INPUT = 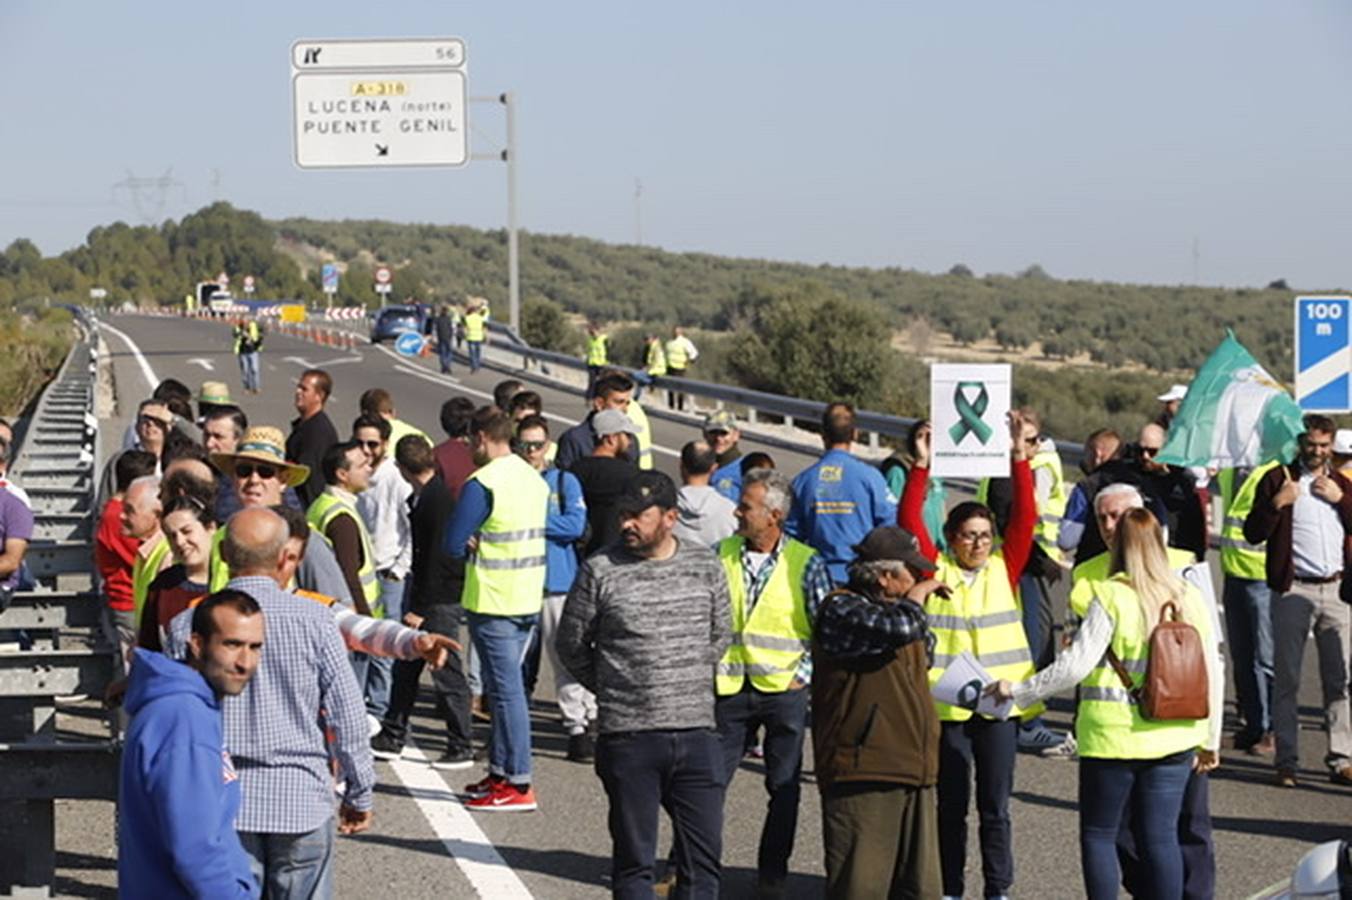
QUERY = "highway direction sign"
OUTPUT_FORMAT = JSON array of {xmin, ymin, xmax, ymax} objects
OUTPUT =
[
  {"xmin": 291, "ymin": 37, "xmax": 468, "ymax": 169},
  {"xmin": 1295, "ymin": 295, "xmax": 1352, "ymax": 412},
  {"xmin": 321, "ymin": 263, "xmax": 339, "ymax": 293}
]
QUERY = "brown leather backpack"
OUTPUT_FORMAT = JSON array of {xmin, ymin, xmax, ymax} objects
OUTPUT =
[{"xmin": 1106, "ymin": 600, "xmax": 1209, "ymax": 721}]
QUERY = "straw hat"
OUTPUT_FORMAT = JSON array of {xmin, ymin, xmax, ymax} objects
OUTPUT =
[
  {"xmin": 210, "ymin": 426, "xmax": 310, "ymax": 488},
  {"xmin": 198, "ymin": 381, "xmax": 233, "ymax": 406}
]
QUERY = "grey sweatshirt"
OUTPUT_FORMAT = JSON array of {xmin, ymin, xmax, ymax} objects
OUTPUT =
[
  {"xmin": 673, "ymin": 485, "xmax": 738, "ymax": 549},
  {"xmin": 557, "ymin": 538, "xmax": 731, "ymax": 734}
]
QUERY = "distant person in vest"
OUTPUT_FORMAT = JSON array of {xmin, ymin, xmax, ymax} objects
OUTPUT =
[
  {"xmin": 812, "ymin": 525, "xmax": 944, "ymax": 900},
  {"xmin": 987, "ymin": 509, "xmax": 1221, "ymax": 900},
  {"xmin": 899, "ymin": 410, "xmax": 1038, "ymax": 900},
  {"xmin": 585, "ymin": 322, "xmax": 609, "ymax": 395},
  {"xmin": 664, "ymin": 326, "xmax": 698, "ymax": 411},
  {"xmin": 431, "ymin": 304, "xmax": 459, "ymax": 375},
  {"xmin": 1243, "ymin": 413, "xmax": 1352, "ymax": 789},
  {"xmin": 1214, "ymin": 461, "xmax": 1278, "ymax": 758},
  {"xmin": 713, "ymin": 468, "xmax": 832, "ymax": 897},
  {"xmin": 444, "ymin": 406, "xmax": 549, "ymax": 812},
  {"xmin": 463, "ymin": 299, "xmax": 489, "ymax": 373},
  {"xmin": 232, "ymin": 315, "xmax": 264, "ymax": 395}
]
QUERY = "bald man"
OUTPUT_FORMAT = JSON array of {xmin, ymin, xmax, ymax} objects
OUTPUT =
[
  {"xmin": 165, "ymin": 507, "xmax": 374, "ymax": 897},
  {"xmin": 1073, "ymin": 422, "xmax": 1207, "ymax": 563}
]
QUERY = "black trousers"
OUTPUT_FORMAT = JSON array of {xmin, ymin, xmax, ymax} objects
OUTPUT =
[
  {"xmin": 938, "ymin": 717, "xmax": 1017, "ymax": 897},
  {"xmin": 714, "ymin": 686, "xmax": 809, "ymax": 885},
  {"xmin": 380, "ymin": 604, "xmax": 472, "ymax": 754},
  {"xmin": 666, "ymin": 368, "xmax": 686, "ymax": 410},
  {"xmin": 597, "ymin": 728, "xmax": 723, "ymax": 899}
]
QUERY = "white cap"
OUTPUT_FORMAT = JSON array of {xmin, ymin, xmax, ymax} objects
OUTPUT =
[
  {"xmin": 1156, "ymin": 384, "xmax": 1188, "ymax": 403},
  {"xmin": 1335, "ymin": 429, "xmax": 1352, "ymax": 456}
]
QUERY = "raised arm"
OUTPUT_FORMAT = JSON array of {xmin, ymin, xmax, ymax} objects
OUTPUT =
[
  {"xmin": 1000, "ymin": 410, "xmax": 1036, "ymax": 588},
  {"xmin": 897, "ymin": 424, "xmax": 939, "ymax": 562}
]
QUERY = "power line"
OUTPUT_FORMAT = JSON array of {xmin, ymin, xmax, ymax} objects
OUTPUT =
[{"xmin": 111, "ymin": 168, "xmax": 186, "ymax": 224}]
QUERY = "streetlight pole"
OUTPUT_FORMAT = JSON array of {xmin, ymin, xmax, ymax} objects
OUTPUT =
[{"xmin": 471, "ymin": 91, "xmax": 520, "ymax": 334}]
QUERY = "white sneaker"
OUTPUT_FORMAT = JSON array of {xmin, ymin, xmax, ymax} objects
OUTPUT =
[{"xmin": 1041, "ymin": 733, "xmax": 1078, "ymax": 759}]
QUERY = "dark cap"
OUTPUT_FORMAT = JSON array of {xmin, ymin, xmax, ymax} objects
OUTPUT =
[
  {"xmin": 615, "ymin": 471, "xmax": 678, "ymax": 515},
  {"xmin": 851, "ymin": 526, "xmax": 936, "ymax": 573}
]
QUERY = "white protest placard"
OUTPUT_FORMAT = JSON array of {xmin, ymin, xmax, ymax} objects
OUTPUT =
[
  {"xmin": 930, "ymin": 363, "xmax": 1011, "ymax": 479},
  {"xmin": 930, "ymin": 650, "xmax": 1015, "ymax": 720}
]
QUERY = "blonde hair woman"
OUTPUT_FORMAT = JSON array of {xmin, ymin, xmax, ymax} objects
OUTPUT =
[{"xmin": 988, "ymin": 508, "xmax": 1221, "ymax": 900}]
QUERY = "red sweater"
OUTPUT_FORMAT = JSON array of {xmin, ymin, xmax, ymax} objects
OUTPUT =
[
  {"xmin": 899, "ymin": 460, "xmax": 1035, "ymax": 588},
  {"xmin": 94, "ymin": 498, "xmax": 141, "ymax": 612}
]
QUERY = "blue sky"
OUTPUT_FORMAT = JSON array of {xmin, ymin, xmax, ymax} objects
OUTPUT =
[{"xmin": 2, "ymin": 1, "xmax": 1350, "ymax": 288}]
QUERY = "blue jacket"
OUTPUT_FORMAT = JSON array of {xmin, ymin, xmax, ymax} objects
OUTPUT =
[
  {"xmin": 710, "ymin": 457, "xmax": 743, "ymax": 503},
  {"xmin": 786, "ymin": 448, "xmax": 898, "ymax": 583},
  {"xmin": 543, "ymin": 467, "xmax": 588, "ymax": 594},
  {"xmin": 119, "ymin": 649, "xmax": 259, "ymax": 900}
]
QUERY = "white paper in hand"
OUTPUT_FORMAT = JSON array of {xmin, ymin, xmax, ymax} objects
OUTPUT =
[{"xmin": 931, "ymin": 650, "xmax": 1015, "ymax": 720}]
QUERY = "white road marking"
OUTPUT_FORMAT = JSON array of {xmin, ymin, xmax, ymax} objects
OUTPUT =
[
  {"xmin": 381, "ymin": 347, "xmax": 680, "ymax": 459},
  {"xmin": 385, "ymin": 740, "xmax": 534, "ymax": 899},
  {"xmin": 99, "ymin": 322, "xmax": 160, "ymax": 393},
  {"xmin": 187, "ymin": 357, "xmax": 215, "ymax": 371},
  {"xmin": 283, "ymin": 354, "xmax": 364, "ymax": 368}
]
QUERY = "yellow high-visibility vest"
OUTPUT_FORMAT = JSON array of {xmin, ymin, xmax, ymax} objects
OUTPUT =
[
  {"xmin": 714, "ymin": 537, "xmax": 816, "ymax": 696},
  {"xmin": 928, "ymin": 553, "xmax": 1043, "ymax": 722},
  {"xmin": 645, "ymin": 340, "xmax": 667, "ymax": 376},
  {"xmin": 307, "ymin": 490, "xmax": 382, "ymax": 615},
  {"xmin": 462, "ymin": 453, "xmax": 549, "ymax": 616},
  {"xmin": 665, "ymin": 337, "xmax": 689, "ymax": 370},
  {"xmin": 1069, "ymin": 546, "xmax": 1198, "ymax": 617},
  {"xmin": 1074, "ymin": 575, "xmax": 1211, "ymax": 759},
  {"xmin": 626, "ymin": 401, "xmax": 654, "ymax": 471},
  {"xmin": 464, "ymin": 311, "xmax": 487, "ymax": 342},
  {"xmin": 586, "ymin": 334, "xmax": 609, "ymax": 366},
  {"xmin": 1217, "ymin": 463, "xmax": 1277, "ymax": 582},
  {"xmin": 131, "ymin": 536, "xmax": 174, "ymax": 628}
]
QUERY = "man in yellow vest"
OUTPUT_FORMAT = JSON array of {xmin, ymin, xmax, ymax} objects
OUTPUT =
[
  {"xmin": 126, "ymin": 476, "xmax": 170, "ymax": 629},
  {"xmin": 1217, "ymin": 462, "xmax": 1278, "ymax": 756},
  {"xmin": 445, "ymin": 406, "xmax": 549, "ymax": 812},
  {"xmin": 714, "ymin": 468, "xmax": 832, "ymax": 896},
  {"xmin": 463, "ymin": 301, "xmax": 488, "ymax": 373},
  {"xmin": 664, "ymin": 326, "xmax": 698, "ymax": 411},
  {"xmin": 232, "ymin": 317, "xmax": 263, "ymax": 395},
  {"xmin": 585, "ymin": 323, "xmax": 609, "ymax": 395}
]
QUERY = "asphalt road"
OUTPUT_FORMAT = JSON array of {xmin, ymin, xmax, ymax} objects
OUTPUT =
[{"xmin": 50, "ymin": 312, "xmax": 1352, "ymax": 899}]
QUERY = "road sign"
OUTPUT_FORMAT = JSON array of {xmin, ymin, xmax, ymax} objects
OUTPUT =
[
  {"xmin": 930, "ymin": 363, "xmax": 1012, "ymax": 479},
  {"xmin": 243, "ymin": 275, "xmax": 256, "ymax": 294},
  {"xmin": 1295, "ymin": 295, "xmax": 1352, "ymax": 412},
  {"xmin": 291, "ymin": 37, "xmax": 468, "ymax": 169},
  {"xmin": 375, "ymin": 266, "xmax": 392, "ymax": 285},
  {"xmin": 88, "ymin": 288, "xmax": 107, "ymax": 300},
  {"xmin": 394, "ymin": 331, "xmax": 426, "ymax": 357},
  {"xmin": 321, "ymin": 263, "xmax": 339, "ymax": 293}
]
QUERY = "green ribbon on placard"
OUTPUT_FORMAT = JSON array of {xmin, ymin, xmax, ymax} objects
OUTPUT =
[{"xmin": 949, "ymin": 381, "xmax": 993, "ymax": 445}]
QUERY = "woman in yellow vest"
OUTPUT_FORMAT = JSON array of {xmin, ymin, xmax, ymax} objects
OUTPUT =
[
  {"xmin": 899, "ymin": 413, "xmax": 1039, "ymax": 900},
  {"xmin": 987, "ymin": 508, "xmax": 1221, "ymax": 900}
]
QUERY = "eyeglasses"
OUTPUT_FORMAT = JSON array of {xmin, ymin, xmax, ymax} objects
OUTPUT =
[
  {"xmin": 357, "ymin": 440, "xmax": 381, "ymax": 451},
  {"xmin": 515, "ymin": 440, "xmax": 547, "ymax": 452},
  {"xmin": 235, "ymin": 462, "xmax": 279, "ymax": 480},
  {"xmin": 954, "ymin": 531, "xmax": 994, "ymax": 545}
]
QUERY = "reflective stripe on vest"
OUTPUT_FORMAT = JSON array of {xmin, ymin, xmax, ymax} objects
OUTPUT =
[
  {"xmin": 307, "ymin": 491, "xmax": 382, "ymax": 614},
  {"xmin": 1217, "ymin": 463, "xmax": 1276, "ymax": 581},
  {"xmin": 586, "ymin": 334, "xmax": 609, "ymax": 366},
  {"xmin": 627, "ymin": 401, "xmax": 655, "ymax": 471},
  {"xmin": 463, "ymin": 453, "xmax": 549, "ymax": 616},
  {"xmin": 927, "ymin": 553, "xmax": 1043, "ymax": 722},
  {"xmin": 131, "ymin": 537, "xmax": 173, "ymax": 628},
  {"xmin": 1074, "ymin": 576, "xmax": 1211, "ymax": 759},
  {"xmin": 714, "ymin": 536, "xmax": 816, "ymax": 696}
]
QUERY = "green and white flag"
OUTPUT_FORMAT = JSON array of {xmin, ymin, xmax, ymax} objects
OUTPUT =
[{"xmin": 1157, "ymin": 332, "xmax": 1303, "ymax": 469}]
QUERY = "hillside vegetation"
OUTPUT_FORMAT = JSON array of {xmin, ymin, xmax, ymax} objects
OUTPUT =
[{"xmin": 0, "ymin": 202, "xmax": 1315, "ymax": 440}]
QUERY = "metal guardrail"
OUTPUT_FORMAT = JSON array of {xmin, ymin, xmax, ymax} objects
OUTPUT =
[{"xmin": 0, "ymin": 310, "xmax": 118, "ymax": 898}]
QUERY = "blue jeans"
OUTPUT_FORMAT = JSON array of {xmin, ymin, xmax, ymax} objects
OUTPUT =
[
  {"xmin": 597, "ymin": 729, "xmax": 724, "ymax": 899},
  {"xmin": 238, "ymin": 352, "xmax": 260, "ymax": 391},
  {"xmin": 467, "ymin": 610, "xmax": 538, "ymax": 783},
  {"xmin": 938, "ymin": 717, "xmax": 1017, "ymax": 897},
  {"xmin": 363, "ymin": 574, "xmax": 406, "ymax": 719},
  {"xmin": 1223, "ymin": 575, "xmax": 1274, "ymax": 739},
  {"xmin": 467, "ymin": 340, "xmax": 483, "ymax": 372},
  {"xmin": 1119, "ymin": 769, "xmax": 1215, "ymax": 900},
  {"xmin": 1079, "ymin": 754, "xmax": 1193, "ymax": 900},
  {"xmin": 239, "ymin": 821, "xmax": 336, "ymax": 899},
  {"xmin": 437, "ymin": 341, "xmax": 455, "ymax": 374}
]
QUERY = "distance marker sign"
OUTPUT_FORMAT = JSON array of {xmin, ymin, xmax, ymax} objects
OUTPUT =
[
  {"xmin": 1295, "ymin": 296, "xmax": 1352, "ymax": 412},
  {"xmin": 291, "ymin": 37, "xmax": 467, "ymax": 169},
  {"xmin": 929, "ymin": 363, "xmax": 1012, "ymax": 479}
]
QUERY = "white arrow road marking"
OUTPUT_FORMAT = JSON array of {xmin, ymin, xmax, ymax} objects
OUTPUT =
[
  {"xmin": 187, "ymin": 358, "xmax": 215, "ymax": 371},
  {"xmin": 283, "ymin": 355, "xmax": 364, "ymax": 368}
]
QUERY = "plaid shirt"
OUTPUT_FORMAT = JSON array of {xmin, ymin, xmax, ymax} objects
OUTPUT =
[
  {"xmin": 167, "ymin": 575, "xmax": 374, "ymax": 834},
  {"xmin": 813, "ymin": 585, "xmax": 933, "ymax": 662},
  {"xmin": 737, "ymin": 536, "xmax": 833, "ymax": 685}
]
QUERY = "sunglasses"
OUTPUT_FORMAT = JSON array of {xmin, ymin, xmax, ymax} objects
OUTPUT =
[
  {"xmin": 235, "ymin": 462, "xmax": 279, "ymax": 480},
  {"xmin": 515, "ymin": 440, "xmax": 547, "ymax": 452},
  {"xmin": 357, "ymin": 440, "xmax": 382, "ymax": 451}
]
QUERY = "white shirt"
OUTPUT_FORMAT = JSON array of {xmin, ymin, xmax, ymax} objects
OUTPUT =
[
  {"xmin": 357, "ymin": 456, "xmax": 413, "ymax": 577},
  {"xmin": 1291, "ymin": 469, "xmax": 1343, "ymax": 579}
]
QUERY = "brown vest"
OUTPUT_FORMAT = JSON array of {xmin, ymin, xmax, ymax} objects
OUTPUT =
[{"xmin": 811, "ymin": 607, "xmax": 940, "ymax": 791}]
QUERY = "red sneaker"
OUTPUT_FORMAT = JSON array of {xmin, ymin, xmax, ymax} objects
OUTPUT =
[
  {"xmin": 465, "ymin": 781, "xmax": 537, "ymax": 812},
  {"xmin": 461, "ymin": 774, "xmax": 504, "ymax": 799}
]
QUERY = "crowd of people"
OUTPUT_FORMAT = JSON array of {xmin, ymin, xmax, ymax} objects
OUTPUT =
[{"xmin": 84, "ymin": 353, "xmax": 1352, "ymax": 900}]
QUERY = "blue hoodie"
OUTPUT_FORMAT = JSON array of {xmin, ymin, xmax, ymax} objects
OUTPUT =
[{"xmin": 119, "ymin": 649, "xmax": 259, "ymax": 900}]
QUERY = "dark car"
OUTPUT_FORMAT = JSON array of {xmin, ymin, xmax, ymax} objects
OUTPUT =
[{"xmin": 370, "ymin": 305, "xmax": 426, "ymax": 344}]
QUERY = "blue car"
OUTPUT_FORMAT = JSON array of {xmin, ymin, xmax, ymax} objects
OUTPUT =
[{"xmin": 370, "ymin": 305, "xmax": 426, "ymax": 344}]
